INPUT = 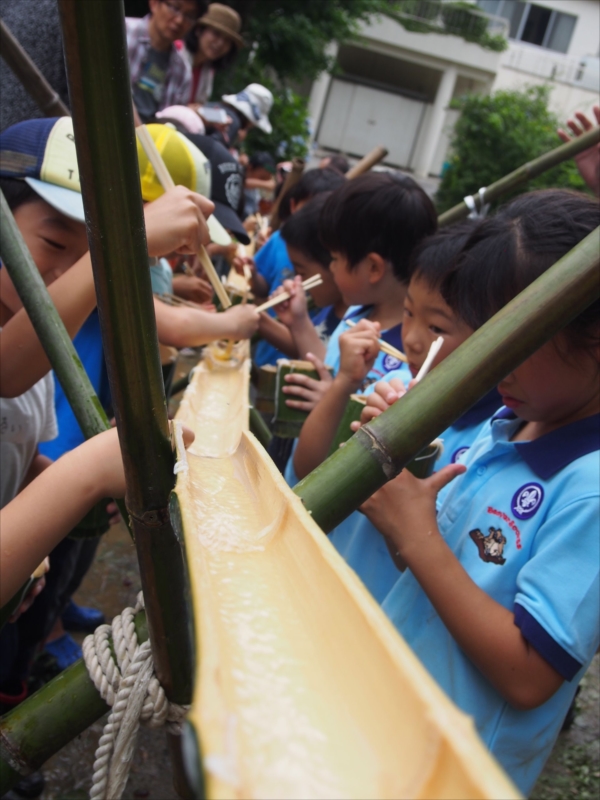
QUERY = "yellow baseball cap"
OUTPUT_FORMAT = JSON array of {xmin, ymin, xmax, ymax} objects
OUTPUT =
[{"xmin": 136, "ymin": 124, "xmax": 231, "ymax": 246}]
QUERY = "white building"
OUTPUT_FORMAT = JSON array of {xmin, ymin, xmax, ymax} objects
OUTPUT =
[{"xmin": 308, "ymin": 0, "xmax": 600, "ymax": 177}]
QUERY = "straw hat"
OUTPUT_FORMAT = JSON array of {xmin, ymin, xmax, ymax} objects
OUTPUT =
[{"xmin": 197, "ymin": 3, "xmax": 244, "ymax": 49}]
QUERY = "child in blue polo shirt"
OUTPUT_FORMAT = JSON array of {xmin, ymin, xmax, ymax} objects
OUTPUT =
[
  {"xmin": 328, "ymin": 222, "xmax": 497, "ymax": 601},
  {"xmin": 361, "ymin": 189, "xmax": 599, "ymax": 794},
  {"xmin": 292, "ymin": 172, "xmax": 437, "ymax": 480}
]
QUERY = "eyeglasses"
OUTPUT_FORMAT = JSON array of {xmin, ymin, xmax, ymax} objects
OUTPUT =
[{"xmin": 161, "ymin": 0, "xmax": 198, "ymax": 24}]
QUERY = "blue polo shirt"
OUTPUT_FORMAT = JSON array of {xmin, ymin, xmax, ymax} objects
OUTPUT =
[
  {"xmin": 325, "ymin": 305, "xmax": 409, "ymax": 390},
  {"xmin": 253, "ymin": 231, "xmax": 295, "ymax": 367},
  {"xmin": 39, "ymin": 312, "xmax": 111, "ymax": 460},
  {"xmin": 327, "ymin": 388, "xmax": 502, "ymax": 602},
  {"xmin": 382, "ymin": 410, "xmax": 600, "ymax": 795}
]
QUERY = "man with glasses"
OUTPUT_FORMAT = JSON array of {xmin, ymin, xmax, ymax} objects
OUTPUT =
[{"xmin": 126, "ymin": 0, "xmax": 202, "ymax": 123}]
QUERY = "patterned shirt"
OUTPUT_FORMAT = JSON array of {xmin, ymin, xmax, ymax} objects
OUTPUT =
[{"xmin": 125, "ymin": 16, "xmax": 191, "ymax": 118}]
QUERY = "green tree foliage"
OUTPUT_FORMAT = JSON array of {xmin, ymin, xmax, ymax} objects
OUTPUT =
[
  {"xmin": 213, "ymin": 0, "xmax": 391, "ymax": 160},
  {"xmin": 436, "ymin": 85, "xmax": 587, "ymax": 212}
]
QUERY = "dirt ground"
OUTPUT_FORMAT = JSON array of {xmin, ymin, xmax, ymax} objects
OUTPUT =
[{"xmin": 35, "ymin": 517, "xmax": 599, "ymax": 800}]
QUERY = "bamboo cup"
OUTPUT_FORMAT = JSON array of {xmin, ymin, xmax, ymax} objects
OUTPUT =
[
  {"xmin": 273, "ymin": 359, "xmax": 333, "ymax": 437},
  {"xmin": 328, "ymin": 394, "xmax": 367, "ymax": 455}
]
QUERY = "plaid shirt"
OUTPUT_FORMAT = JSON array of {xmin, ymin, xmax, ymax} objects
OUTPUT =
[{"xmin": 125, "ymin": 16, "xmax": 191, "ymax": 110}]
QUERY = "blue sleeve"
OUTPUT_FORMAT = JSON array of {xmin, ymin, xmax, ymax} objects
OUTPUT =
[
  {"xmin": 514, "ymin": 497, "xmax": 600, "ymax": 679},
  {"xmin": 254, "ymin": 231, "xmax": 294, "ymax": 294}
]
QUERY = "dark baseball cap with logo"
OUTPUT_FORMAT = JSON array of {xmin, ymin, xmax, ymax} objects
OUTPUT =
[{"xmin": 184, "ymin": 134, "xmax": 250, "ymax": 245}]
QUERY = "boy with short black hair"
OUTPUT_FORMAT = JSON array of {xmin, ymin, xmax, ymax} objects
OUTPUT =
[{"xmin": 292, "ymin": 172, "xmax": 437, "ymax": 479}]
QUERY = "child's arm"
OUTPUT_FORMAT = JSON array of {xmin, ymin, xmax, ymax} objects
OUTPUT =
[
  {"xmin": 1, "ymin": 426, "xmax": 194, "ymax": 607},
  {"xmin": 154, "ymin": 300, "xmax": 260, "ymax": 348},
  {"xmin": 362, "ymin": 469, "xmax": 565, "ymax": 710},
  {"xmin": 257, "ymin": 312, "xmax": 299, "ymax": 358},
  {"xmin": 293, "ymin": 320, "xmax": 380, "ymax": 480},
  {"xmin": 0, "ymin": 187, "xmax": 214, "ymax": 398}
]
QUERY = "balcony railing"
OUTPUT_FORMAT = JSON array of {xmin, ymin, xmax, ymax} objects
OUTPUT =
[
  {"xmin": 503, "ymin": 43, "xmax": 600, "ymax": 90},
  {"xmin": 389, "ymin": 0, "xmax": 509, "ymax": 49}
]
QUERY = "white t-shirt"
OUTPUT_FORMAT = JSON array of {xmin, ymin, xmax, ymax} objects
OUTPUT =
[{"xmin": 0, "ymin": 371, "xmax": 58, "ymax": 508}]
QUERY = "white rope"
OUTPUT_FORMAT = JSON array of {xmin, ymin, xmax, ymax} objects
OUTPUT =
[{"xmin": 83, "ymin": 593, "xmax": 189, "ymax": 800}]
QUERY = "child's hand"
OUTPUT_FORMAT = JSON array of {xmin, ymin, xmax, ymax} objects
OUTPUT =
[
  {"xmin": 144, "ymin": 186, "xmax": 214, "ymax": 257},
  {"xmin": 222, "ymin": 304, "xmax": 260, "ymax": 339},
  {"xmin": 351, "ymin": 378, "xmax": 407, "ymax": 431},
  {"xmin": 171, "ymin": 274, "xmax": 214, "ymax": 305},
  {"xmin": 232, "ymin": 254, "xmax": 255, "ymax": 277},
  {"xmin": 274, "ymin": 277, "xmax": 307, "ymax": 327},
  {"xmin": 361, "ymin": 464, "xmax": 465, "ymax": 559},
  {"xmin": 338, "ymin": 320, "xmax": 381, "ymax": 389},
  {"xmin": 282, "ymin": 352, "xmax": 333, "ymax": 412}
]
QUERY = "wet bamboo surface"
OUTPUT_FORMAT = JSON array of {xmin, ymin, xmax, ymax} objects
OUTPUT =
[{"xmin": 174, "ymin": 345, "xmax": 520, "ymax": 800}]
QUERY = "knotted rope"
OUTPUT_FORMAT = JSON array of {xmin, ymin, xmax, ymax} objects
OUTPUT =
[{"xmin": 82, "ymin": 593, "xmax": 189, "ymax": 800}]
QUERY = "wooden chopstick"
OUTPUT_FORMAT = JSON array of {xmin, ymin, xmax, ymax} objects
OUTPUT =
[
  {"xmin": 255, "ymin": 275, "xmax": 323, "ymax": 313},
  {"xmin": 345, "ymin": 319, "xmax": 407, "ymax": 363},
  {"xmin": 137, "ymin": 125, "xmax": 232, "ymax": 309}
]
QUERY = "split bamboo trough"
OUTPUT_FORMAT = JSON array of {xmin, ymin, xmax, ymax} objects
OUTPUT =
[{"xmin": 174, "ymin": 344, "xmax": 520, "ymax": 800}]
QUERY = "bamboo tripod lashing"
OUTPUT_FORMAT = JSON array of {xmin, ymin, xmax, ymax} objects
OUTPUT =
[{"xmin": 438, "ymin": 125, "xmax": 600, "ymax": 226}]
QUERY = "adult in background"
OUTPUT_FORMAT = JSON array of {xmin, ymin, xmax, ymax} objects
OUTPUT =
[
  {"xmin": 125, "ymin": 0, "xmax": 203, "ymax": 123},
  {"xmin": 178, "ymin": 2, "xmax": 244, "ymax": 108}
]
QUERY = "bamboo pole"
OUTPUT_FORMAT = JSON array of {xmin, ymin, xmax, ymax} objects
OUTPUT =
[
  {"xmin": 0, "ymin": 613, "xmax": 147, "ymax": 794},
  {"xmin": 0, "ymin": 19, "xmax": 69, "ymax": 117},
  {"xmin": 294, "ymin": 228, "xmax": 600, "ymax": 532},
  {"xmin": 269, "ymin": 157, "xmax": 305, "ymax": 231},
  {"xmin": 58, "ymin": 0, "xmax": 194, "ymax": 712},
  {"xmin": 438, "ymin": 126, "xmax": 600, "ymax": 226},
  {"xmin": 0, "ymin": 191, "xmax": 109, "ymax": 435},
  {"xmin": 346, "ymin": 145, "xmax": 389, "ymax": 179}
]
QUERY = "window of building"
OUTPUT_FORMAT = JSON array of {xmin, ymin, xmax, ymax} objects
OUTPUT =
[{"xmin": 477, "ymin": 0, "xmax": 577, "ymax": 53}]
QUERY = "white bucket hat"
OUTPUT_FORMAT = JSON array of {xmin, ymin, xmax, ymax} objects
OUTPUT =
[{"xmin": 221, "ymin": 83, "xmax": 273, "ymax": 134}]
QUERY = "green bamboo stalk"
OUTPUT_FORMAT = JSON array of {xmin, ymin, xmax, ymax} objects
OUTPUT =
[
  {"xmin": 0, "ymin": 19, "xmax": 69, "ymax": 117},
  {"xmin": 250, "ymin": 406, "xmax": 273, "ymax": 449},
  {"xmin": 58, "ymin": 0, "xmax": 193, "ymax": 706},
  {"xmin": 0, "ymin": 613, "xmax": 147, "ymax": 794},
  {"xmin": 295, "ymin": 228, "xmax": 600, "ymax": 531},
  {"xmin": 438, "ymin": 126, "xmax": 600, "ymax": 226},
  {"xmin": 0, "ymin": 191, "xmax": 108, "ymax": 435}
]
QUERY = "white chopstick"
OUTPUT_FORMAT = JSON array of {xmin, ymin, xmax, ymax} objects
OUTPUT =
[
  {"xmin": 415, "ymin": 336, "xmax": 444, "ymax": 382},
  {"xmin": 255, "ymin": 275, "xmax": 323, "ymax": 313}
]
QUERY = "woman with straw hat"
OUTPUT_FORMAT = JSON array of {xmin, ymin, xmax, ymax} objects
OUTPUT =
[{"xmin": 177, "ymin": 3, "xmax": 244, "ymax": 107}]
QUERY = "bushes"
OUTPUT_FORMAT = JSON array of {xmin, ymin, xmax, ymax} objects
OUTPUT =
[{"xmin": 436, "ymin": 85, "xmax": 587, "ymax": 212}]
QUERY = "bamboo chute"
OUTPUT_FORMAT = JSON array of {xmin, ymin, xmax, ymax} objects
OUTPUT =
[
  {"xmin": 174, "ymin": 344, "xmax": 520, "ymax": 800},
  {"xmin": 438, "ymin": 125, "xmax": 600, "ymax": 226}
]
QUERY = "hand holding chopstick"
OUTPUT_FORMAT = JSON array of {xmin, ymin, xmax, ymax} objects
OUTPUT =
[
  {"xmin": 255, "ymin": 275, "xmax": 323, "ymax": 313},
  {"xmin": 345, "ymin": 319, "xmax": 407, "ymax": 363},
  {"xmin": 136, "ymin": 125, "xmax": 232, "ymax": 309}
]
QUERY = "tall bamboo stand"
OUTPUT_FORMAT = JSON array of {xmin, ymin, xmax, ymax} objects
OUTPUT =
[{"xmin": 58, "ymin": 0, "xmax": 194, "ymax": 794}]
